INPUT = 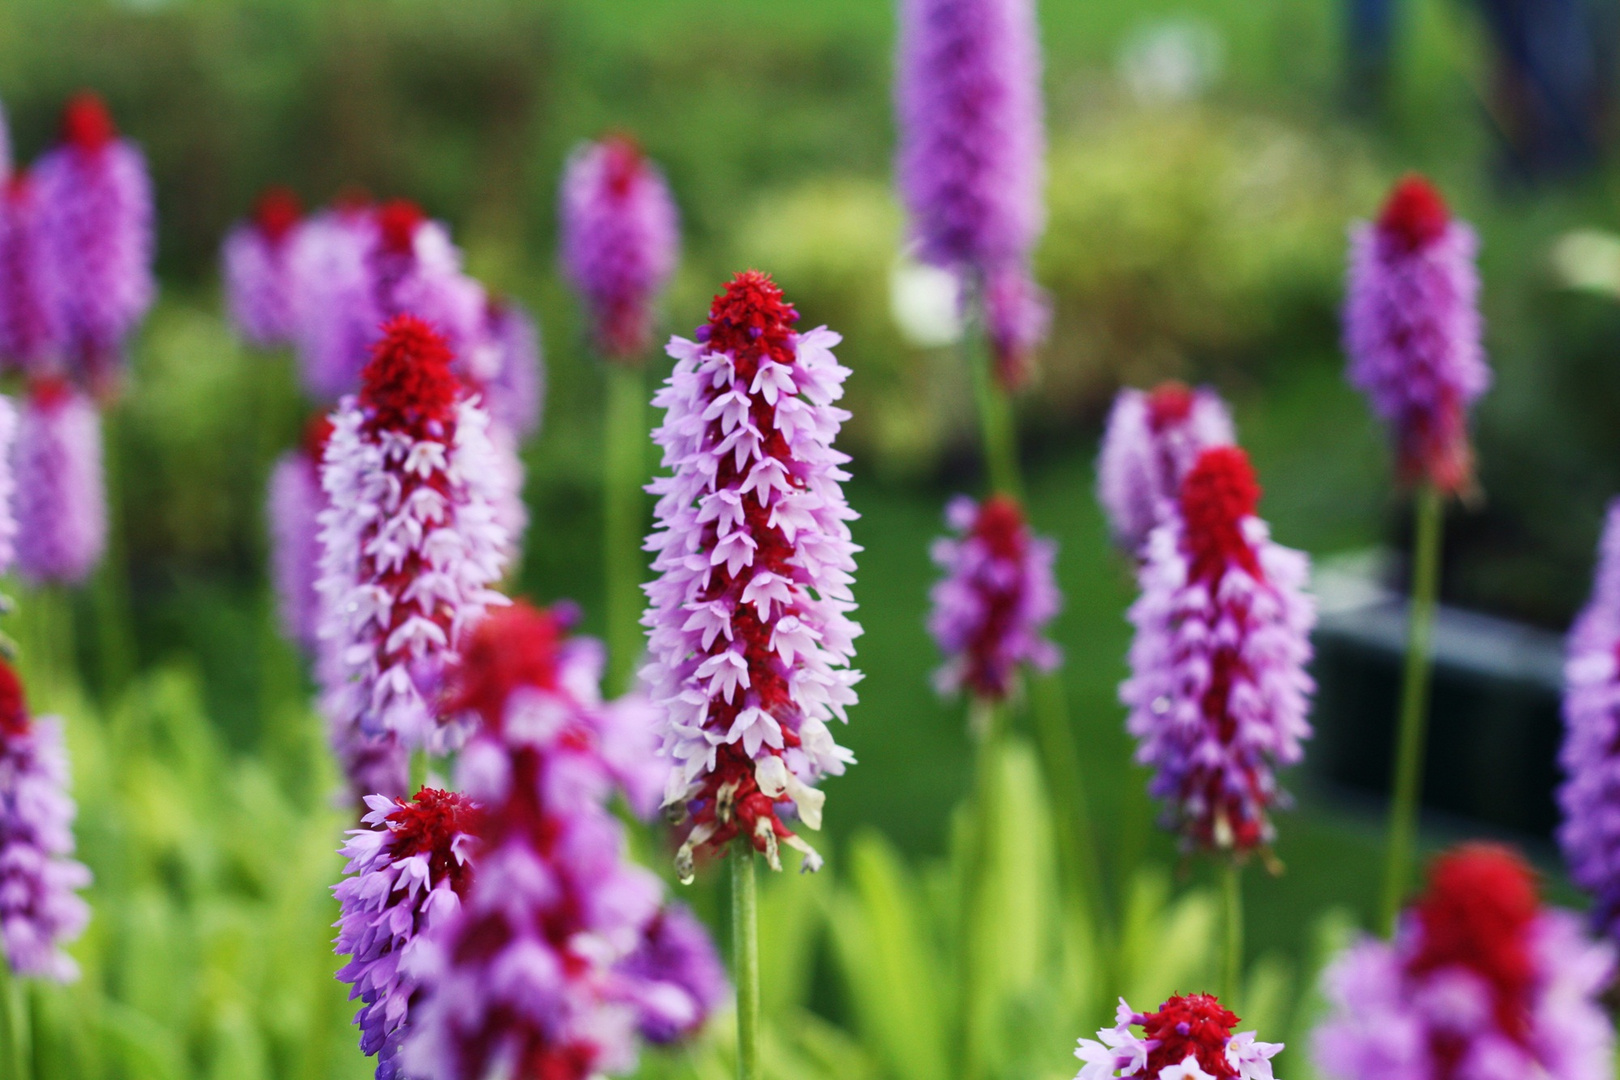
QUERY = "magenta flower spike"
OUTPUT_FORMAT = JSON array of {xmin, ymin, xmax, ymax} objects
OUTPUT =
[
  {"xmin": 33, "ymin": 92, "xmax": 155, "ymax": 392},
  {"xmin": 983, "ymin": 261, "xmax": 1050, "ymax": 391},
  {"xmin": 1344, "ymin": 175, "xmax": 1489, "ymax": 495},
  {"xmin": 369, "ymin": 200, "xmax": 487, "ymax": 366},
  {"xmin": 0, "ymin": 394, "xmax": 16, "ymax": 575},
  {"xmin": 335, "ymin": 787, "xmax": 481, "ymax": 1080},
  {"xmin": 0, "ymin": 660, "xmax": 92, "ymax": 982},
  {"xmin": 1097, "ymin": 381, "xmax": 1235, "ymax": 558},
  {"xmin": 267, "ymin": 414, "xmax": 333, "ymax": 652},
  {"xmin": 223, "ymin": 186, "xmax": 303, "ymax": 350},
  {"xmin": 643, "ymin": 271, "xmax": 862, "ymax": 879},
  {"xmin": 401, "ymin": 603, "xmax": 705, "ymax": 1080},
  {"xmin": 617, "ymin": 902, "xmax": 729, "ymax": 1045},
  {"xmin": 13, "ymin": 378, "xmax": 105, "ymax": 586},
  {"xmin": 288, "ymin": 196, "xmax": 380, "ymax": 400},
  {"xmin": 1558, "ymin": 499, "xmax": 1620, "ymax": 941},
  {"xmin": 559, "ymin": 135, "xmax": 680, "ymax": 362},
  {"xmin": 469, "ymin": 297, "xmax": 545, "ymax": 440},
  {"xmin": 1121, "ymin": 446, "xmax": 1314, "ymax": 855},
  {"xmin": 315, "ymin": 315, "xmax": 510, "ymax": 769},
  {"xmin": 928, "ymin": 493, "xmax": 1060, "ymax": 703},
  {"xmin": 0, "ymin": 171, "xmax": 67, "ymax": 375},
  {"xmin": 1075, "ymin": 993, "xmax": 1282, "ymax": 1080},
  {"xmin": 1312, "ymin": 844, "xmax": 1614, "ymax": 1080}
]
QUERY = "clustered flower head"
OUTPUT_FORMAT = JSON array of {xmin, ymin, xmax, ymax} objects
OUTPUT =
[
  {"xmin": 0, "ymin": 659, "xmax": 92, "ymax": 982},
  {"xmin": 315, "ymin": 315, "xmax": 510, "ymax": 793},
  {"xmin": 334, "ymin": 786, "xmax": 482, "ymax": 1080},
  {"xmin": 0, "ymin": 167, "xmax": 66, "ymax": 373},
  {"xmin": 928, "ymin": 493, "xmax": 1061, "ymax": 703},
  {"xmin": 1075, "ymin": 993, "xmax": 1282, "ymax": 1080},
  {"xmin": 1343, "ymin": 175, "xmax": 1488, "ymax": 495},
  {"xmin": 268, "ymin": 413, "xmax": 334, "ymax": 652},
  {"xmin": 1121, "ymin": 445, "xmax": 1315, "ymax": 855},
  {"xmin": 13, "ymin": 377, "xmax": 105, "ymax": 586},
  {"xmin": 559, "ymin": 135, "xmax": 680, "ymax": 362},
  {"xmin": 1558, "ymin": 498, "xmax": 1620, "ymax": 941},
  {"xmin": 32, "ymin": 91, "xmax": 155, "ymax": 391},
  {"xmin": 1312, "ymin": 843, "xmax": 1615, "ymax": 1080},
  {"xmin": 402, "ymin": 603, "xmax": 724, "ymax": 1080},
  {"xmin": 222, "ymin": 185, "xmax": 302, "ymax": 349},
  {"xmin": 1097, "ymin": 382, "xmax": 1236, "ymax": 557},
  {"xmin": 643, "ymin": 270, "xmax": 862, "ymax": 880}
]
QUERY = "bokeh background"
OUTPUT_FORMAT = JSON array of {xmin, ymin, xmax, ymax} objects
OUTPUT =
[{"xmin": 2, "ymin": 0, "xmax": 1617, "ymax": 1076}]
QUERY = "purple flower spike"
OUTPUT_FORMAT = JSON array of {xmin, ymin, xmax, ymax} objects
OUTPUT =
[
  {"xmin": 223, "ymin": 186, "xmax": 302, "ymax": 350},
  {"xmin": 0, "ymin": 394, "xmax": 17, "ymax": 575},
  {"xmin": 1097, "ymin": 381, "xmax": 1235, "ymax": 557},
  {"xmin": 643, "ymin": 272, "xmax": 862, "ymax": 879},
  {"xmin": 984, "ymin": 262, "xmax": 1049, "ymax": 391},
  {"xmin": 468, "ymin": 297, "xmax": 545, "ymax": 440},
  {"xmin": 1075, "ymin": 993, "xmax": 1282, "ymax": 1080},
  {"xmin": 0, "ymin": 660, "xmax": 92, "ymax": 982},
  {"xmin": 288, "ymin": 197, "xmax": 380, "ymax": 400},
  {"xmin": 401, "ymin": 604, "xmax": 670, "ymax": 1080},
  {"xmin": 560, "ymin": 135, "xmax": 680, "ymax": 362},
  {"xmin": 33, "ymin": 92, "xmax": 155, "ymax": 392},
  {"xmin": 928, "ymin": 493, "xmax": 1060, "ymax": 703},
  {"xmin": 0, "ymin": 172, "xmax": 67, "ymax": 374},
  {"xmin": 1558, "ymin": 499, "xmax": 1620, "ymax": 941},
  {"xmin": 617, "ymin": 902, "xmax": 728, "ymax": 1045},
  {"xmin": 267, "ymin": 415, "xmax": 333, "ymax": 653},
  {"xmin": 14, "ymin": 379, "xmax": 105, "ymax": 586},
  {"xmin": 1344, "ymin": 175, "xmax": 1489, "ymax": 495},
  {"xmin": 1122, "ymin": 446, "xmax": 1314, "ymax": 855},
  {"xmin": 335, "ymin": 787, "xmax": 481, "ymax": 1080},
  {"xmin": 897, "ymin": 0, "xmax": 1044, "ymax": 273},
  {"xmin": 1312, "ymin": 844, "xmax": 1615, "ymax": 1080},
  {"xmin": 316, "ymin": 316, "xmax": 510, "ymax": 767},
  {"xmin": 370, "ymin": 200, "xmax": 487, "ymax": 367}
]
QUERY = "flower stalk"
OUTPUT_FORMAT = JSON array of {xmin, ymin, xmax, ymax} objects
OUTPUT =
[
  {"xmin": 604, "ymin": 361, "xmax": 647, "ymax": 694},
  {"xmin": 731, "ymin": 839, "xmax": 761, "ymax": 1080},
  {"xmin": 1222, "ymin": 860, "xmax": 1243, "ymax": 1009}
]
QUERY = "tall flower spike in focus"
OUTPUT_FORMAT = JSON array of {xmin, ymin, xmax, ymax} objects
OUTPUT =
[
  {"xmin": 223, "ymin": 186, "xmax": 303, "ymax": 350},
  {"xmin": 1312, "ymin": 843, "xmax": 1615, "ymax": 1080},
  {"xmin": 334, "ymin": 787, "xmax": 482, "ymax": 1080},
  {"xmin": 0, "ymin": 659, "xmax": 92, "ymax": 981},
  {"xmin": 402, "ymin": 602, "xmax": 698, "ymax": 1080},
  {"xmin": 1121, "ymin": 445, "xmax": 1315, "ymax": 855},
  {"xmin": 643, "ymin": 271, "xmax": 862, "ymax": 878},
  {"xmin": 315, "ymin": 314, "xmax": 510, "ymax": 763},
  {"xmin": 560, "ymin": 135, "xmax": 680, "ymax": 361},
  {"xmin": 1558, "ymin": 499, "xmax": 1620, "ymax": 941},
  {"xmin": 1097, "ymin": 381, "xmax": 1235, "ymax": 557},
  {"xmin": 268, "ymin": 414, "xmax": 334, "ymax": 653},
  {"xmin": 897, "ymin": 0, "xmax": 1044, "ymax": 274},
  {"xmin": 1075, "ymin": 993, "xmax": 1282, "ymax": 1080},
  {"xmin": 0, "ymin": 169, "xmax": 67, "ymax": 374},
  {"xmin": 928, "ymin": 493, "xmax": 1060, "ymax": 704},
  {"xmin": 13, "ymin": 378, "xmax": 105, "ymax": 586},
  {"xmin": 1344, "ymin": 175, "xmax": 1488, "ymax": 494},
  {"xmin": 33, "ymin": 91, "xmax": 154, "ymax": 390}
]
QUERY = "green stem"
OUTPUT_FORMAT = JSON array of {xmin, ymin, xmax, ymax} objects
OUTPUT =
[
  {"xmin": 604, "ymin": 363, "xmax": 649, "ymax": 697},
  {"xmin": 1221, "ymin": 861, "xmax": 1243, "ymax": 1009},
  {"xmin": 961, "ymin": 281, "xmax": 1022, "ymax": 499},
  {"xmin": 1029, "ymin": 673, "xmax": 1112, "ymax": 942},
  {"xmin": 93, "ymin": 404, "xmax": 136, "ymax": 705},
  {"xmin": 1379, "ymin": 484, "xmax": 1444, "ymax": 936},
  {"xmin": 731, "ymin": 840, "xmax": 760, "ymax": 1080},
  {"xmin": 0, "ymin": 959, "xmax": 30, "ymax": 1080},
  {"xmin": 959, "ymin": 701, "xmax": 1003, "ymax": 1080}
]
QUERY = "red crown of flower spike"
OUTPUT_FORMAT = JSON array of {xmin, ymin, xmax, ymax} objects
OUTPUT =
[
  {"xmin": 383, "ymin": 787, "xmax": 483, "ymax": 897},
  {"xmin": 1378, "ymin": 174, "xmax": 1450, "ymax": 252},
  {"xmin": 601, "ymin": 133, "xmax": 645, "ymax": 199},
  {"xmin": 1146, "ymin": 381, "xmax": 1195, "ymax": 432},
  {"xmin": 1407, "ymin": 843, "xmax": 1537, "ymax": 1041},
  {"xmin": 704, "ymin": 270, "xmax": 800, "ymax": 380},
  {"xmin": 60, "ymin": 91, "xmax": 116, "ymax": 152},
  {"xmin": 0, "ymin": 660, "xmax": 28, "ymax": 740},
  {"xmin": 360, "ymin": 315, "xmax": 461, "ymax": 437},
  {"xmin": 377, "ymin": 199, "xmax": 426, "ymax": 256},
  {"xmin": 447, "ymin": 602, "xmax": 566, "ymax": 732},
  {"xmin": 253, "ymin": 186, "xmax": 303, "ymax": 245},
  {"xmin": 1180, "ymin": 446, "xmax": 1262, "ymax": 584},
  {"xmin": 973, "ymin": 494, "xmax": 1029, "ymax": 561},
  {"xmin": 1140, "ymin": 994, "xmax": 1241, "ymax": 1079}
]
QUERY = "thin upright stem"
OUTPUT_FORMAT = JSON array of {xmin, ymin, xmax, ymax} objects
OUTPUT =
[
  {"xmin": 960, "ymin": 280, "xmax": 1022, "ymax": 499},
  {"xmin": 1221, "ymin": 861, "xmax": 1243, "ymax": 1009},
  {"xmin": 0, "ymin": 959, "xmax": 30, "ymax": 1080},
  {"xmin": 1379, "ymin": 483, "xmax": 1444, "ymax": 936},
  {"xmin": 1029, "ymin": 672, "xmax": 1112, "ymax": 942},
  {"xmin": 731, "ymin": 840, "xmax": 760, "ymax": 1080},
  {"xmin": 603, "ymin": 362, "xmax": 649, "ymax": 696},
  {"xmin": 959, "ymin": 699, "xmax": 1003, "ymax": 1080}
]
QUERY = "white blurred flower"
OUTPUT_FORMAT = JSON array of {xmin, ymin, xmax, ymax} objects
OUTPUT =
[{"xmin": 890, "ymin": 257, "xmax": 962, "ymax": 347}]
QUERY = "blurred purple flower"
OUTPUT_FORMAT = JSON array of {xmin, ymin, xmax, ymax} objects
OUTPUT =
[
  {"xmin": 0, "ymin": 660, "xmax": 91, "ymax": 982},
  {"xmin": 1312, "ymin": 844, "xmax": 1614, "ymax": 1080},
  {"xmin": 335, "ymin": 787, "xmax": 481, "ymax": 1080},
  {"xmin": 983, "ymin": 262, "xmax": 1049, "ymax": 391},
  {"xmin": 617, "ymin": 903, "xmax": 728, "ymax": 1045},
  {"xmin": 1121, "ymin": 446, "xmax": 1314, "ymax": 855},
  {"xmin": 267, "ymin": 415, "xmax": 333, "ymax": 653},
  {"xmin": 896, "ymin": 0, "xmax": 1044, "ymax": 273},
  {"xmin": 0, "ymin": 393, "xmax": 16, "ymax": 576},
  {"xmin": 32, "ymin": 92, "xmax": 155, "ymax": 393},
  {"xmin": 928, "ymin": 493, "xmax": 1060, "ymax": 703},
  {"xmin": 468, "ymin": 297, "xmax": 545, "ymax": 440},
  {"xmin": 1096, "ymin": 381, "xmax": 1235, "ymax": 557},
  {"xmin": 1344, "ymin": 175, "xmax": 1488, "ymax": 495},
  {"xmin": 0, "ymin": 172, "xmax": 67, "ymax": 374},
  {"xmin": 288, "ymin": 198, "xmax": 379, "ymax": 400},
  {"xmin": 223, "ymin": 186, "xmax": 302, "ymax": 350},
  {"xmin": 13, "ymin": 378, "xmax": 104, "ymax": 586},
  {"xmin": 560, "ymin": 135, "xmax": 679, "ymax": 362}
]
